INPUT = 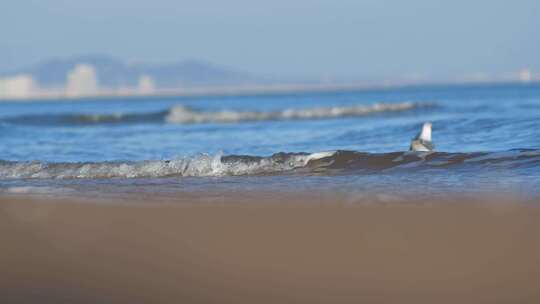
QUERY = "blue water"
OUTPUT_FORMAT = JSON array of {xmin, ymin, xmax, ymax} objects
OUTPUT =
[{"xmin": 1, "ymin": 83, "xmax": 539, "ymax": 200}]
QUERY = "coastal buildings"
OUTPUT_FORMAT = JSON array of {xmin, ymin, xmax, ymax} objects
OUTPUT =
[
  {"xmin": 138, "ymin": 75, "xmax": 156, "ymax": 94},
  {"xmin": 0, "ymin": 63, "xmax": 160, "ymax": 100},
  {"xmin": 66, "ymin": 64, "xmax": 99, "ymax": 97},
  {"xmin": 519, "ymin": 68, "xmax": 532, "ymax": 83},
  {"xmin": 0, "ymin": 75, "xmax": 35, "ymax": 99},
  {"xmin": 0, "ymin": 59, "xmax": 538, "ymax": 101}
]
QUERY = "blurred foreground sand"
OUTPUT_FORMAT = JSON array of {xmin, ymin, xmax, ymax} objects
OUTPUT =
[{"xmin": 1, "ymin": 196, "xmax": 539, "ymax": 303}]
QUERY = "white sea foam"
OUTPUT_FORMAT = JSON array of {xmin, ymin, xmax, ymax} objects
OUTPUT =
[
  {"xmin": 0, "ymin": 152, "xmax": 316, "ymax": 179},
  {"xmin": 4, "ymin": 186, "xmax": 74, "ymax": 194},
  {"xmin": 2, "ymin": 149, "xmax": 537, "ymax": 180}
]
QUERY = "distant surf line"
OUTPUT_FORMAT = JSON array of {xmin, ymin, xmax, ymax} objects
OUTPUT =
[{"xmin": 2, "ymin": 101, "xmax": 433, "ymax": 126}]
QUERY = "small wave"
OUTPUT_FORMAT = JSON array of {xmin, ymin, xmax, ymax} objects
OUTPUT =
[
  {"xmin": 1, "ymin": 149, "xmax": 538, "ymax": 180},
  {"xmin": 164, "ymin": 102, "xmax": 430, "ymax": 124},
  {"xmin": 1, "ymin": 101, "xmax": 432, "ymax": 127},
  {"xmin": 0, "ymin": 152, "xmax": 314, "ymax": 179},
  {"xmin": 2, "ymin": 111, "xmax": 165, "ymax": 126}
]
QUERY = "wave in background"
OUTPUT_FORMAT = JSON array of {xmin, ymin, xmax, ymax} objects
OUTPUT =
[
  {"xmin": 1, "ymin": 149, "xmax": 538, "ymax": 180},
  {"xmin": 2, "ymin": 102, "xmax": 432, "ymax": 126}
]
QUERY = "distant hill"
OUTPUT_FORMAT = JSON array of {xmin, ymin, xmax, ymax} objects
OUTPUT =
[{"xmin": 2, "ymin": 54, "xmax": 264, "ymax": 88}]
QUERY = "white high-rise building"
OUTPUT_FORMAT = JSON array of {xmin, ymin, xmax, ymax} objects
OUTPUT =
[
  {"xmin": 66, "ymin": 64, "xmax": 99, "ymax": 97},
  {"xmin": 0, "ymin": 74, "xmax": 35, "ymax": 99},
  {"xmin": 138, "ymin": 74, "xmax": 156, "ymax": 94},
  {"xmin": 518, "ymin": 69, "xmax": 532, "ymax": 83}
]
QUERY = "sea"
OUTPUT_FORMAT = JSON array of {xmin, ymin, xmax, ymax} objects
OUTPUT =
[{"xmin": 1, "ymin": 83, "xmax": 539, "ymax": 202}]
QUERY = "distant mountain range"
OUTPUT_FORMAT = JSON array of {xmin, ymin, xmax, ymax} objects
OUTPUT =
[{"xmin": 2, "ymin": 55, "xmax": 265, "ymax": 88}]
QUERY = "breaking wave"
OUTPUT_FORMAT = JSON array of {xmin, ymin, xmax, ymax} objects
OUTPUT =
[
  {"xmin": 1, "ymin": 149, "xmax": 538, "ymax": 180},
  {"xmin": 2, "ymin": 102, "xmax": 432, "ymax": 126},
  {"xmin": 164, "ymin": 102, "xmax": 429, "ymax": 124}
]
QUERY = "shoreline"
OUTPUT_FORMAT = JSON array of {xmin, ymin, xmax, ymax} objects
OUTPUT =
[{"xmin": 1, "ymin": 196, "xmax": 539, "ymax": 303}]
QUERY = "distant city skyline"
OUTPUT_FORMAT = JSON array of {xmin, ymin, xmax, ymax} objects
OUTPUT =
[
  {"xmin": 1, "ymin": 0, "xmax": 539, "ymax": 80},
  {"xmin": 0, "ymin": 60, "xmax": 161, "ymax": 99},
  {"xmin": 0, "ymin": 56, "xmax": 537, "ymax": 100}
]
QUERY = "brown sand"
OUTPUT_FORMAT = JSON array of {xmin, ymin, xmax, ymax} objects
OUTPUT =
[{"xmin": 1, "ymin": 196, "xmax": 539, "ymax": 303}]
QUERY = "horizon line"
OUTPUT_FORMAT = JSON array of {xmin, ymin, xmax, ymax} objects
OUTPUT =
[{"xmin": 1, "ymin": 79, "xmax": 538, "ymax": 103}]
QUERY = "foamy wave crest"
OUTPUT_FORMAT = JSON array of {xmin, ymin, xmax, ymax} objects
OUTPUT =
[
  {"xmin": 0, "ymin": 152, "xmax": 317, "ymax": 179},
  {"xmin": 165, "ymin": 102, "xmax": 428, "ymax": 124},
  {"xmin": 1, "ymin": 149, "xmax": 539, "ymax": 180},
  {"xmin": 2, "ymin": 102, "xmax": 431, "ymax": 127}
]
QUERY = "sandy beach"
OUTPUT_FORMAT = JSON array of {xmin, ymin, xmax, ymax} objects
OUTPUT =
[{"xmin": 1, "ymin": 195, "xmax": 539, "ymax": 303}]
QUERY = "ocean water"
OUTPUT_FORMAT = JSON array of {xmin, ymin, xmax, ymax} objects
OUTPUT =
[{"xmin": 1, "ymin": 84, "xmax": 539, "ymax": 201}]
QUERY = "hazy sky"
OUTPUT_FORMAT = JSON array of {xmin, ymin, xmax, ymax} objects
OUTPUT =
[{"xmin": 1, "ymin": 0, "xmax": 539, "ymax": 79}]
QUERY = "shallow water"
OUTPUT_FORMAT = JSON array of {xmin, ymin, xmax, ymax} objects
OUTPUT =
[{"xmin": 1, "ymin": 83, "xmax": 539, "ymax": 200}]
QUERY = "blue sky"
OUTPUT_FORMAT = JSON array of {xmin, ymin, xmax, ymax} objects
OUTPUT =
[{"xmin": 1, "ymin": 0, "xmax": 539, "ymax": 80}]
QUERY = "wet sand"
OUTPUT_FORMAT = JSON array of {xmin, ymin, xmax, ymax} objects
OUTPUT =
[{"xmin": 1, "ymin": 195, "xmax": 539, "ymax": 303}]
